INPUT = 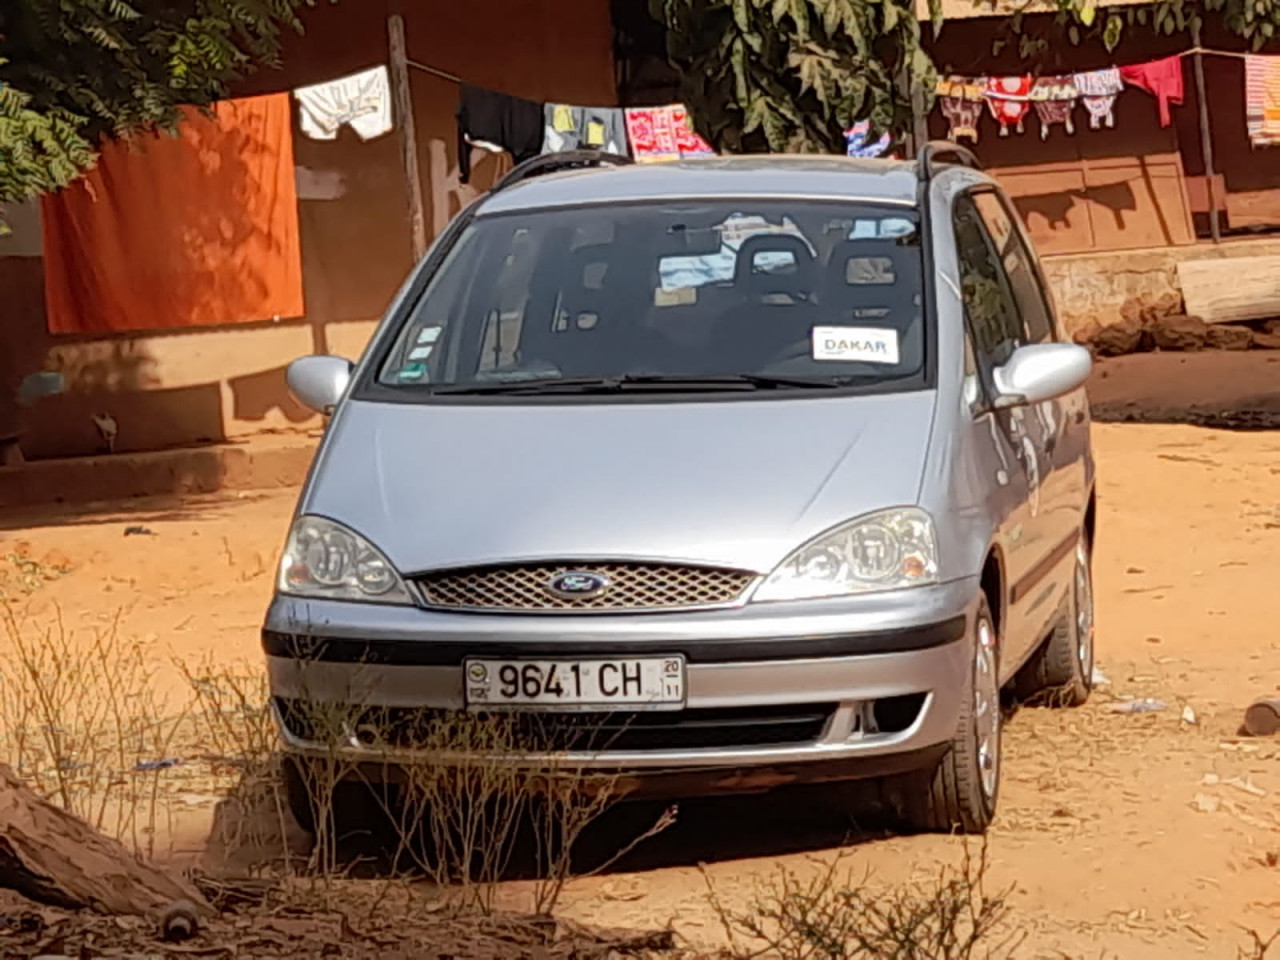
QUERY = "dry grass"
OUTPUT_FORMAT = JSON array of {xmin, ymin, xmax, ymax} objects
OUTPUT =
[
  {"xmin": 1242, "ymin": 930, "xmax": 1280, "ymax": 960},
  {"xmin": 0, "ymin": 603, "xmax": 188, "ymax": 858},
  {"xmin": 704, "ymin": 840, "xmax": 1020, "ymax": 960},
  {"xmin": 0, "ymin": 595, "xmax": 670, "ymax": 920}
]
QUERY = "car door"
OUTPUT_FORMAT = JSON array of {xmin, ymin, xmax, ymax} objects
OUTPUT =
[
  {"xmin": 971, "ymin": 191, "xmax": 1086, "ymax": 609},
  {"xmin": 952, "ymin": 193, "xmax": 1057, "ymax": 668}
]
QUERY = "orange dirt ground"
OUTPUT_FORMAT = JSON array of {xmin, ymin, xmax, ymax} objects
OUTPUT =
[{"xmin": 2, "ymin": 422, "xmax": 1280, "ymax": 958}]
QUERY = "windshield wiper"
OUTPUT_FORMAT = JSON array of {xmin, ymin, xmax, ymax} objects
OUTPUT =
[{"xmin": 427, "ymin": 373, "xmax": 845, "ymax": 395}]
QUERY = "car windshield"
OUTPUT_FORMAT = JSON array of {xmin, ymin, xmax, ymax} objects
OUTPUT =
[{"xmin": 376, "ymin": 199, "xmax": 927, "ymax": 395}]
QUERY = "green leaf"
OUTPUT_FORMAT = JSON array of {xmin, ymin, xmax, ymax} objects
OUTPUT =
[{"xmin": 1103, "ymin": 12, "xmax": 1124, "ymax": 47}]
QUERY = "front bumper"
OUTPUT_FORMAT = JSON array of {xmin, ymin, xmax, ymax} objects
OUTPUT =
[{"xmin": 263, "ymin": 577, "xmax": 978, "ymax": 785}]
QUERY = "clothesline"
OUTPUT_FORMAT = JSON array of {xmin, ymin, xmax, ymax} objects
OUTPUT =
[
  {"xmin": 406, "ymin": 57, "xmax": 461, "ymax": 84},
  {"xmin": 1182, "ymin": 46, "xmax": 1255, "ymax": 60}
]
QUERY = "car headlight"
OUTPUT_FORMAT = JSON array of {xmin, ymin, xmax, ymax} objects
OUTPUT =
[
  {"xmin": 752, "ymin": 508, "xmax": 939, "ymax": 603},
  {"xmin": 277, "ymin": 516, "xmax": 412, "ymax": 604}
]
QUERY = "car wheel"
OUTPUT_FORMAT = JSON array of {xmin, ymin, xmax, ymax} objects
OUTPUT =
[
  {"xmin": 1016, "ymin": 531, "xmax": 1094, "ymax": 707},
  {"xmin": 280, "ymin": 756, "xmax": 389, "ymax": 841},
  {"xmin": 897, "ymin": 595, "xmax": 1000, "ymax": 834},
  {"xmin": 281, "ymin": 755, "xmax": 317, "ymax": 834}
]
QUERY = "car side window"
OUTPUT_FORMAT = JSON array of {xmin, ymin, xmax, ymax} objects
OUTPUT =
[
  {"xmin": 972, "ymin": 192, "xmax": 1055, "ymax": 344},
  {"xmin": 953, "ymin": 195, "xmax": 1023, "ymax": 372}
]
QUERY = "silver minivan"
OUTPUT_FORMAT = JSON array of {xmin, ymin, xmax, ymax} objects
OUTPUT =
[{"xmin": 269, "ymin": 146, "xmax": 1096, "ymax": 834}]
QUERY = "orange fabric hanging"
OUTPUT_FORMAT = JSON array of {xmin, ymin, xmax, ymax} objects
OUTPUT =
[{"xmin": 42, "ymin": 93, "xmax": 304, "ymax": 334}]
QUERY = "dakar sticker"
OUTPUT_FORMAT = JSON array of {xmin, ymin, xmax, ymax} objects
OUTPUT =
[{"xmin": 811, "ymin": 326, "xmax": 900, "ymax": 364}]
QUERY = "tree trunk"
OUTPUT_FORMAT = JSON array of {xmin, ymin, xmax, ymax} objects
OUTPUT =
[{"xmin": 0, "ymin": 765, "xmax": 208, "ymax": 916}]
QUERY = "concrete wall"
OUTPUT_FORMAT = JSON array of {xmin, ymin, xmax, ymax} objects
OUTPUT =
[
  {"xmin": 1042, "ymin": 237, "xmax": 1280, "ymax": 340},
  {"xmin": 0, "ymin": 0, "xmax": 616, "ymax": 462}
]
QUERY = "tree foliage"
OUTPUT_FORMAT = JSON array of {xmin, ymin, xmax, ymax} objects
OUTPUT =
[
  {"xmin": 1055, "ymin": 0, "xmax": 1280, "ymax": 51},
  {"xmin": 651, "ymin": 0, "xmax": 942, "ymax": 154},
  {"xmin": 0, "ymin": 0, "xmax": 314, "ymax": 206},
  {"xmin": 653, "ymin": 0, "xmax": 1280, "ymax": 156}
]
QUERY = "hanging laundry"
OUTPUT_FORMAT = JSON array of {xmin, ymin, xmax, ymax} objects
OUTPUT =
[
  {"xmin": 457, "ymin": 84, "xmax": 544, "ymax": 184},
  {"xmin": 1030, "ymin": 76, "xmax": 1080, "ymax": 140},
  {"xmin": 845, "ymin": 120, "xmax": 893, "ymax": 157},
  {"xmin": 1245, "ymin": 55, "xmax": 1280, "ymax": 147},
  {"xmin": 542, "ymin": 104, "xmax": 628, "ymax": 155},
  {"xmin": 294, "ymin": 66, "xmax": 393, "ymax": 142},
  {"xmin": 671, "ymin": 105, "xmax": 716, "ymax": 157},
  {"xmin": 1073, "ymin": 67, "xmax": 1124, "ymax": 129},
  {"xmin": 983, "ymin": 76, "xmax": 1033, "ymax": 136},
  {"xmin": 624, "ymin": 105, "xmax": 715, "ymax": 163},
  {"xmin": 42, "ymin": 94, "xmax": 303, "ymax": 334},
  {"xmin": 936, "ymin": 77, "xmax": 985, "ymax": 142},
  {"xmin": 1119, "ymin": 56, "xmax": 1184, "ymax": 127}
]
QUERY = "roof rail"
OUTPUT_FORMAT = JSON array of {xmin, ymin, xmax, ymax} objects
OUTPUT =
[
  {"xmin": 916, "ymin": 141, "xmax": 982, "ymax": 182},
  {"xmin": 490, "ymin": 149, "xmax": 633, "ymax": 194}
]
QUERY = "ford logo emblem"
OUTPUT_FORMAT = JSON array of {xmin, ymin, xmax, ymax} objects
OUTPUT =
[{"xmin": 547, "ymin": 571, "xmax": 610, "ymax": 599}]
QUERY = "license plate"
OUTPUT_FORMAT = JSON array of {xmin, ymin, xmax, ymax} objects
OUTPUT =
[{"xmin": 464, "ymin": 657, "xmax": 686, "ymax": 710}]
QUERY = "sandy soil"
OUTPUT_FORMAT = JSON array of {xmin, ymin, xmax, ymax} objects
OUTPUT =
[
  {"xmin": 2, "ymin": 422, "xmax": 1280, "ymax": 957},
  {"xmin": 1090, "ymin": 352, "xmax": 1280, "ymax": 429}
]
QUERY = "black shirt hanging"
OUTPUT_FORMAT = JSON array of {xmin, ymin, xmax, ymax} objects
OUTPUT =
[{"xmin": 457, "ymin": 84, "xmax": 544, "ymax": 184}]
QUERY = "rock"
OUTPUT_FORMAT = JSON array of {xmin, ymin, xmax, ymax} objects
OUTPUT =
[
  {"xmin": 1261, "ymin": 317, "xmax": 1280, "ymax": 335},
  {"xmin": 1149, "ymin": 313, "xmax": 1208, "ymax": 351},
  {"xmin": 1072, "ymin": 320, "xmax": 1103, "ymax": 346},
  {"xmin": 1252, "ymin": 330, "xmax": 1280, "ymax": 350},
  {"xmin": 1143, "ymin": 290, "xmax": 1185, "ymax": 322},
  {"xmin": 1091, "ymin": 317, "xmax": 1148, "ymax": 357},
  {"xmin": 1205, "ymin": 324, "xmax": 1252, "ymax": 351}
]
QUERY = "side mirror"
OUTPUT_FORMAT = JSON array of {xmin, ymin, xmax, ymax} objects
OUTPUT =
[
  {"xmin": 992, "ymin": 343, "xmax": 1092, "ymax": 408},
  {"xmin": 287, "ymin": 355, "xmax": 354, "ymax": 415}
]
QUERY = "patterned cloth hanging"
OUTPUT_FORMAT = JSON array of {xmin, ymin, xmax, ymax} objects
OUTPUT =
[
  {"xmin": 936, "ymin": 77, "xmax": 985, "ymax": 142},
  {"xmin": 1030, "ymin": 75, "xmax": 1080, "ymax": 139},
  {"xmin": 1073, "ymin": 67, "xmax": 1124, "ymax": 129},
  {"xmin": 1245, "ymin": 55, "xmax": 1280, "ymax": 147},
  {"xmin": 983, "ymin": 76, "xmax": 1033, "ymax": 136}
]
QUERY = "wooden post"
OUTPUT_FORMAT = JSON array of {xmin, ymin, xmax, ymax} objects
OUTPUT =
[
  {"xmin": 388, "ymin": 11, "xmax": 429, "ymax": 261},
  {"xmin": 1191, "ymin": 20, "xmax": 1221, "ymax": 244},
  {"xmin": 911, "ymin": 80, "xmax": 929, "ymax": 156}
]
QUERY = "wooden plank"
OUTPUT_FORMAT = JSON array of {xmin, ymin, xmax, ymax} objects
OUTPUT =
[
  {"xmin": 1224, "ymin": 188, "xmax": 1280, "ymax": 229},
  {"xmin": 1178, "ymin": 255, "xmax": 1280, "ymax": 323}
]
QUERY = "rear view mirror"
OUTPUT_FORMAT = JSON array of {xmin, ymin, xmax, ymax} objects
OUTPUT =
[
  {"xmin": 992, "ymin": 343, "xmax": 1092, "ymax": 408},
  {"xmin": 287, "ymin": 355, "xmax": 354, "ymax": 415}
]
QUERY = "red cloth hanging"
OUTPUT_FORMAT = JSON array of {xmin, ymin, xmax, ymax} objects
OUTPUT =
[
  {"xmin": 1119, "ymin": 56, "xmax": 1185, "ymax": 127},
  {"xmin": 41, "ymin": 93, "xmax": 304, "ymax": 335}
]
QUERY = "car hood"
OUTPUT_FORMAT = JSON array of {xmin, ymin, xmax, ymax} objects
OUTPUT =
[{"xmin": 301, "ymin": 391, "xmax": 938, "ymax": 575}]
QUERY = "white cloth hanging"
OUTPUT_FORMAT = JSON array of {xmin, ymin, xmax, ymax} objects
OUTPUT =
[{"xmin": 294, "ymin": 65, "xmax": 394, "ymax": 142}]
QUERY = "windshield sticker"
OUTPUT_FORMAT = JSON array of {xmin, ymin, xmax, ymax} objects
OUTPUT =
[
  {"xmin": 397, "ymin": 362, "xmax": 428, "ymax": 382},
  {"xmin": 811, "ymin": 326, "xmax": 900, "ymax": 364},
  {"xmin": 416, "ymin": 326, "xmax": 442, "ymax": 345},
  {"xmin": 408, "ymin": 345, "xmax": 435, "ymax": 361}
]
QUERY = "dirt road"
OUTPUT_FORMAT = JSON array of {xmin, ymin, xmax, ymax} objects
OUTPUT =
[{"xmin": 3, "ymin": 422, "xmax": 1279, "ymax": 957}]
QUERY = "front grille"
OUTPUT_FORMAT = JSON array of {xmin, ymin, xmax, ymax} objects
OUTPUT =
[
  {"xmin": 275, "ymin": 699, "xmax": 835, "ymax": 753},
  {"xmin": 414, "ymin": 562, "xmax": 757, "ymax": 613}
]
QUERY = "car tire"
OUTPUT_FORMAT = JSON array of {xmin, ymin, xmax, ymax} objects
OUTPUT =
[
  {"xmin": 1016, "ymin": 531, "xmax": 1094, "ymax": 707},
  {"xmin": 896, "ymin": 594, "xmax": 1001, "ymax": 834},
  {"xmin": 281, "ymin": 755, "xmax": 318, "ymax": 834},
  {"xmin": 280, "ymin": 756, "xmax": 389, "ymax": 841}
]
